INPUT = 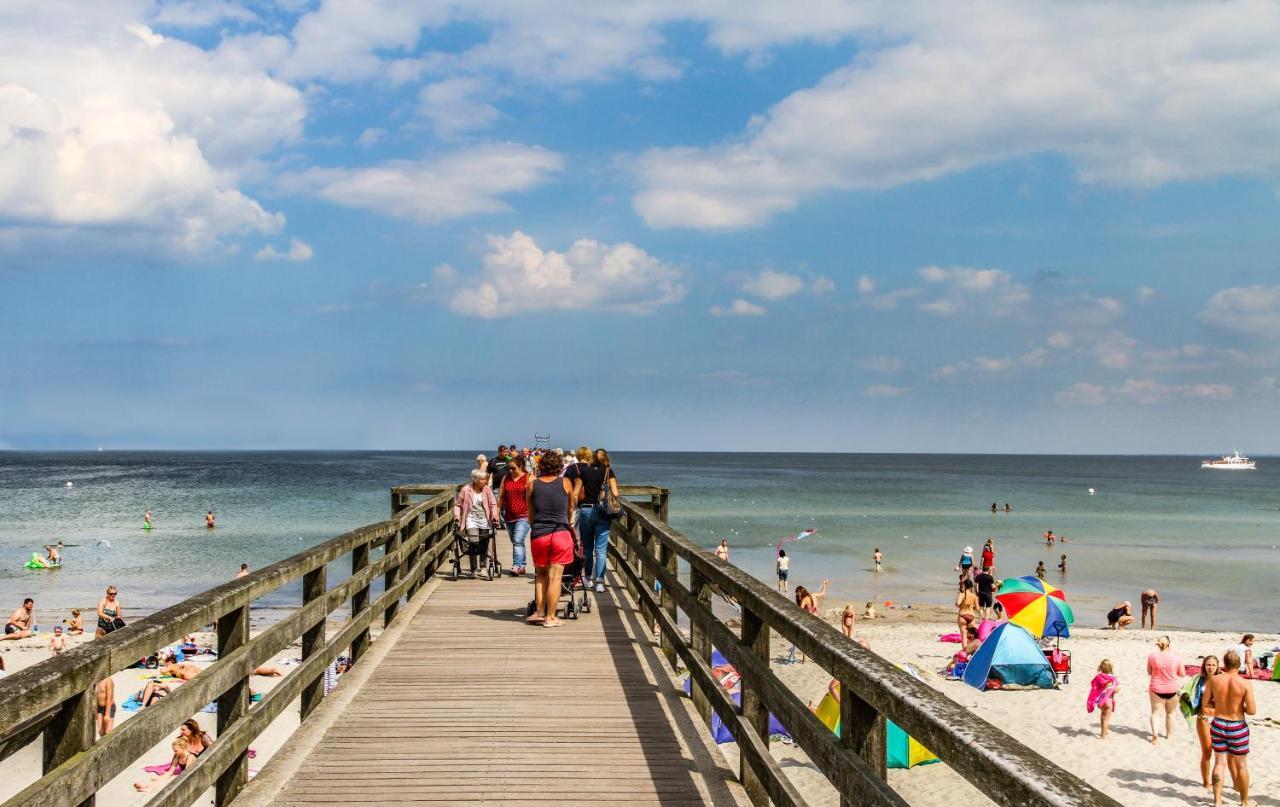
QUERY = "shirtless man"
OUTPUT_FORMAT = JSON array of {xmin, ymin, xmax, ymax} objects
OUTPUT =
[
  {"xmin": 161, "ymin": 661, "xmax": 202, "ymax": 681},
  {"xmin": 714, "ymin": 540, "xmax": 729, "ymax": 562},
  {"xmin": 1205, "ymin": 650, "xmax": 1256, "ymax": 807},
  {"xmin": 2, "ymin": 598, "xmax": 34, "ymax": 640},
  {"xmin": 44, "ymin": 542, "xmax": 62, "ymax": 565}
]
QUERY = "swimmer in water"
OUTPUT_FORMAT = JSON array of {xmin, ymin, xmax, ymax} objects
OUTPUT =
[
  {"xmin": 1058, "ymin": 554, "xmax": 1067, "ymax": 575},
  {"xmin": 1035, "ymin": 560, "xmax": 1047, "ymax": 579},
  {"xmin": 236, "ymin": 563, "xmax": 249, "ymax": 579},
  {"xmin": 144, "ymin": 511, "xmax": 152, "ymax": 530},
  {"xmin": 206, "ymin": 510, "xmax": 215, "ymax": 529},
  {"xmin": 44, "ymin": 542, "xmax": 62, "ymax": 565}
]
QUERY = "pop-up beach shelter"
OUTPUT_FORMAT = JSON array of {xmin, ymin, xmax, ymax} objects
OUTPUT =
[
  {"xmin": 962, "ymin": 622, "xmax": 1055, "ymax": 691},
  {"xmin": 814, "ymin": 679, "xmax": 939, "ymax": 769}
]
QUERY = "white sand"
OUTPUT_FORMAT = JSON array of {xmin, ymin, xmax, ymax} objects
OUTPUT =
[{"xmin": 765, "ymin": 617, "xmax": 1280, "ymax": 806}]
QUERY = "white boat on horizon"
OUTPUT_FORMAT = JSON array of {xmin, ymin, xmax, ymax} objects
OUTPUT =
[{"xmin": 1201, "ymin": 451, "xmax": 1256, "ymax": 470}]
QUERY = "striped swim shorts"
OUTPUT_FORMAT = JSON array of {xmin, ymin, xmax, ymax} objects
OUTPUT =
[{"xmin": 1210, "ymin": 718, "xmax": 1249, "ymax": 756}]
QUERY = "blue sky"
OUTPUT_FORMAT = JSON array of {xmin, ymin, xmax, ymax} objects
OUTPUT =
[{"xmin": 3, "ymin": 0, "xmax": 1280, "ymax": 452}]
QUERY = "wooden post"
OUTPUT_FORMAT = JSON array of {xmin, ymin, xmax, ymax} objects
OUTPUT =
[
  {"xmin": 639, "ymin": 525, "xmax": 657, "ymax": 635},
  {"xmin": 688, "ymin": 567, "xmax": 713, "ymax": 728},
  {"xmin": 840, "ymin": 676, "xmax": 887, "ymax": 793},
  {"xmin": 42, "ymin": 688, "xmax": 95, "ymax": 807},
  {"xmin": 300, "ymin": 566, "xmax": 326, "ymax": 721},
  {"xmin": 405, "ymin": 514, "xmax": 422, "ymax": 599},
  {"xmin": 351, "ymin": 540, "xmax": 371, "ymax": 665},
  {"xmin": 739, "ymin": 607, "xmax": 770, "ymax": 806},
  {"xmin": 659, "ymin": 540, "xmax": 679, "ymax": 670},
  {"xmin": 383, "ymin": 525, "xmax": 403, "ymax": 627},
  {"xmin": 390, "ymin": 489, "xmax": 407, "ymax": 516},
  {"xmin": 215, "ymin": 605, "xmax": 250, "ymax": 806},
  {"xmin": 656, "ymin": 489, "xmax": 669, "ymax": 522},
  {"xmin": 621, "ymin": 516, "xmax": 640, "ymax": 604}
]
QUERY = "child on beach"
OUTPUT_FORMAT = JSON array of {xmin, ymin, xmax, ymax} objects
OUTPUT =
[
  {"xmin": 776, "ymin": 550, "xmax": 789, "ymax": 593},
  {"xmin": 49, "ymin": 626, "xmax": 66, "ymax": 655},
  {"xmin": 841, "ymin": 604, "xmax": 855, "ymax": 638},
  {"xmin": 65, "ymin": 609, "xmax": 83, "ymax": 634},
  {"xmin": 873, "ymin": 548, "xmax": 883, "ymax": 573},
  {"xmin": 1088, "ymin": 659, "xmax": 1119, "ymax": 739},
  {"xmin": 863, "ymin": 601, "xmax": 877, "ymax": 619},
  {"xmin": 1035, "ymin": 561, "xmax": 1047, "ymax": 579}
]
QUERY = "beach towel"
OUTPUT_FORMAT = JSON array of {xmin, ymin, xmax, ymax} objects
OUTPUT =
[
  {"xmin": 121, "ymin": 695, "xmax": 143, "ymax": 711},
  {"xmin": 143, "ymin": 761, "xmax": 183, "ymax": 776},
  {"xmin": 1185, "ymin": 664, "xmax": 1273, "ymax": 681},
  {"xmin": 939, "ymin": 633, "xmax": 962, "ymax": 643},
  {"xmin": 1086, "ymin": 673, "xmax": 1117, "ymax": 713}
]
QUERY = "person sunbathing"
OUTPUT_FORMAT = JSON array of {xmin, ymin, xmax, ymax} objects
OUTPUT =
[
  {"xmin": 133, "ymin": 737, "xmax": 189, "ymax": 792},
  {"xmin": 253, "ymin": 664, "xmax": 284, "ymax": 677},
  {"xmin": 140, "ymin": 681, "xmax": 171, "ymax": 708},
  {"xmin": 162, "ymin": 661, "xmax": 202, "ymax": 681}
]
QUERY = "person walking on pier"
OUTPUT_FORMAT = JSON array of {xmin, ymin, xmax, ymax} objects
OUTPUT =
[
  {"xmin": 527, "ymin": 451, "xmax": 575, "ymax": 627},
  {"xmin": 569, "ymin": 448, "xmax": 619, "ymax": 593},
  {"xmin": 498, "ymin": 455, "xmax": 532, "ymax": 576}
]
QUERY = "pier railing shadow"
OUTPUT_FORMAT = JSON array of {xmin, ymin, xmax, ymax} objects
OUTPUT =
[
  {"xmin": 0, "ymin": 485, "xmax": 458, "ymax": 807},
  {"xmin": 607, "ymin": 491, "xmax": 1122, "ymax": 807}
]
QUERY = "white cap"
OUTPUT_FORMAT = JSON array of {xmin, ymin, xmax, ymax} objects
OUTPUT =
[{"xmin": 964, "ymin": 546, "xmax": 973, "ymax": 553}]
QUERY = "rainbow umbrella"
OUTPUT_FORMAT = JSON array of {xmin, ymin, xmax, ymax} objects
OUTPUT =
[{"xmin": 995, "ymin": 576, "xmax": 1074, "ymax": 638}]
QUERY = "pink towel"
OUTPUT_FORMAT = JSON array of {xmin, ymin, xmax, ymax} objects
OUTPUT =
[
  {"xmin": 143, "ymin": 761, "xmax": 183, "ymax": 776},
  {"xmin": 939, "ymin": 633, "xmax": 962, "ymax": 643},
  {"xmin": 1086, "ymin": 673, "xmax": 1117, "ymax": 713}
]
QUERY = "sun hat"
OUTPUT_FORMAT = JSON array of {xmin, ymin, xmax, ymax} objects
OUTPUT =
[{"xmin": 964, "ymin": 546, "xmax": 973, "ymax": 553}]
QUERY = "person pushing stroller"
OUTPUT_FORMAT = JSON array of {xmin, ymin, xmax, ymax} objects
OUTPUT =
[{"xmin": 453, "ymin": 469, "xmax": 501, "ymax": 579}]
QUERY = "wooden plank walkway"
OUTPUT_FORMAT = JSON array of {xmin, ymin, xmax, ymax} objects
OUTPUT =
[{"xmin": 268, "ymin": 539, "xmax": 749, "ymax": 806}]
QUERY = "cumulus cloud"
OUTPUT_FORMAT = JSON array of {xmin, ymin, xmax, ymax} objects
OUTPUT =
[
  {"xmin": 711, "ymin": 299, "xmax": 766, "ymax": 317},
  {"xmin": 865, "ymin": 384, "xmax": 908, "ymax": 397},
  {"xmin": 1200, "ymin": 285, "xmax": 1280, "ymax": 339},
  {"xmin": 255, "ymin": 238, "xmax": 314, "ymax": 263},
  {"xmin": 917, "ymin": 266, "xmax": 1030, "ymax": 317},
  {"xmin": 151, "ymin": 1, "xmax": 256, "ymax": 28},
  {"xmin": 419, "ymin": 78, "xmax": 501, "ymax": 138},
  {"xmin": 1056, "ymin": 378, "xmax": 1234, "ymax": 406},
  {"xmin": 0, "ymin": 3, "xmax": 303, "ymax": 255},
  {"xmin": 445, "ymin": 231, "xmax": 684, "ymax": 319},
  {"xmin": 743, "ymin": 269, "xmax": 804, "ymax": 300},
  {"xmin": 633, "ymin": 1, "xmax": 1280, "ymax": 230},
  {"xmin": 276, "ymin": 144, "xmax": 562, "ymax": 223},
  {"xmin": 1093, "ymin": 330, "xmax": 1138, "ymax": 369},
  {"xmin": 356, "ymin": 128, "xmax": 386, "ymax": 148}
]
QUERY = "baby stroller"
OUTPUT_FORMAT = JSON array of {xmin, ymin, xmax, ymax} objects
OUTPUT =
[
  {"xmin": 1042, "ymin": 620, "xmax": 1072, "ymax": 686},
  {"xmin": 526, "ymin": 529, "xmax": 591, "ymax": 619},
  {"xmin": 451, "ymin": 526, "xmax": 502, "ymax": 581}
]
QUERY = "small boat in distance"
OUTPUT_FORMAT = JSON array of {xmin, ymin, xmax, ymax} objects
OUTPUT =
[{"xmin": 1201, "ymin": 451, "xmax": 1256, "ymax": 470}]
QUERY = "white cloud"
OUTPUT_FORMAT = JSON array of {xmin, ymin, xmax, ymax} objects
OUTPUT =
[
  {"xmin": 711, "ymin": 299, "xmax": 766, "ymax": 317},
  {"xmin": 742, "ymin": 269, "xmax": 804, "ymax": 300},
  {"xmin": 810, "ymin": 275, "xmax": 836, "ymax": 295},
  {"xmin": 1046, "ymin": 331, "xmax": 1074, "ymax": 349},
  {"xmin": 446, "ymin": 231, "xmax": 684, "ymax": 319},
  {"xmin": 916, "ymin": 266, "xmax": 1030, "ymax": 317},
  {"xmin": 857, "ymin": 356, "xmax": 902, "ymax": 374},
  {"xmin": 1093, "ymin": 330, "xmax": 1138, "ymax": 369},
  {"xmin": 419, "ymin": 77, "xmax": 501, "ymax": 138},
  {"xmin": 255, "ymin": 238, "xmax": 314, "ymax": 263},
  {"xmin": 1056, "ymin": 378, "xmax": 1235, "ymax": 406},
  {"xmin": 1136, "ymin": 285, "xmax": 1159, "ymax": 303},
  {"xmin": 1200, "ymin": 285, "xmax": 1280, "ymax": 339},
  {"xmin": 633, "ymin": 1, "xmax": 1280, "ymax": 230},
  {"xmin": 356, "ymin": 128, "xmax": 386, "ymax": 148},
  {"xmin": 935, "ymin": 357, "xmax": 1016, "ymax": 379},
  {"xmin": 151, "ymin": 1, "xmax": 256, "ymax": 28},
  {"xmin": 276, "ymin": 144, "xmax": 562, "ymax": 223},
  {"xmin": 0, "ymin": 5, "xmax": 303, "ymax": 254},
  {"xmin": 865, "ymin": 384, "xmax": 907, "ymax": 397}
]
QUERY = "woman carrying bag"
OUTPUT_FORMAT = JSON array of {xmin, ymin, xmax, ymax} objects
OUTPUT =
[{"xmin": 572, "ymin": 448, "xmax": 621, "ymax": 593}]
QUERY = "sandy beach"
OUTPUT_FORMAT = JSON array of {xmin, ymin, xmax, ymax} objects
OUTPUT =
[
  {"xmin": 759, "ymin": 612, "xmax": 1280, "ymax": 807},
  {"xmin": 0, "ymin": 613, "xmax": 365, "ymax": 806}
]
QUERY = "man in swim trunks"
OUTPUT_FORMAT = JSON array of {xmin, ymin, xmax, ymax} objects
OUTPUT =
[
  {"xmin": 2, "ymin": 598, "xmax": 34, "ymax": 640},
  {"xmin": 974, "ymin": 565, "xmax": 997, "ymax": 621},
  {"xmin": 96, "ymin": 677, "xmax": 116, "ymax": 736},
  {"xmin": 44, "ymin": 542, "xmax": 62, "ymax": 565},
  {"xmin": 1205, "ymin": 649, "xmax": 1256, "ymax": 807}
]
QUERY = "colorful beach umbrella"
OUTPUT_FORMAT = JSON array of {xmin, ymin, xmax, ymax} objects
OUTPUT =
[{"xmin": 995, "ymin": 576, "xmax": 1075, "ymax": 638}]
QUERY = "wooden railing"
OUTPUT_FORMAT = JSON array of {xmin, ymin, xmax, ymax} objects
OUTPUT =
[
  {"xmin": 0, "ymin": 486, "xmax": 457, "ymax": 807},
  {"xmin": 609, "ymin": 494, "xmax": 1122, "ymax": 807}
]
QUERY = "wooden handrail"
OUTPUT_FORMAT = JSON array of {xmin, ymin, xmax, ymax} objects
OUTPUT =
[
  {"xmin": 0, "ymin": 488, "xmax": 456, "ymax": 807},
  {"xmin": 608, "ymin": 497, "xmax": 1122, "ymax": 807}
]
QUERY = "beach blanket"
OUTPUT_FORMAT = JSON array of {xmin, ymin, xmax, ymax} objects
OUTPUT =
[
  {"xmin": 939, "ymin": 633, "xmax": 962, "ymax": 643},
  {"xmin": 1184, "ymin": 664, "xmax": 1273, "ymax": 681},
  {"xmin": 143, "ymin": 761, "xmax": 183, "ymax": 776},
  {"xmin": 144, "ymin": 674, "xmax": 181, "ymax": 682},
  {"xmin": 121, "ymin": 696, "xmax": 143, "ymax": 711}
]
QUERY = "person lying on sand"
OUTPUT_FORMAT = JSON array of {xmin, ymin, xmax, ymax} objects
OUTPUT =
[
  {"xmin": 161, "ymin": 662, "xmax": 201, "ymax": 681},
  {"xmin": 253, "ymin": 665, "xmax": 284, "ymax": 677},
  {"xmin": 140, "ymin": 681, "xmax": 171, "ymax": 707}
]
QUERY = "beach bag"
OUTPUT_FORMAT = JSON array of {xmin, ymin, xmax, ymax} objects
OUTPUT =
[{"xmin": 596, "ymin": 468, "xmax": 622, "ymax": 519}]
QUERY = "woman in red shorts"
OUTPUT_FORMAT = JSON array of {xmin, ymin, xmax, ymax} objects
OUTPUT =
[{"xmin": 526, "ymin": 452, "xmax": 575, "ymax": 627}]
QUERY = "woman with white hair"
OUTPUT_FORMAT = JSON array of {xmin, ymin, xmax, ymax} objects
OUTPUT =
[
  {"xmin": 454, "ymin": 468, "xmax": 500, "ymax": 577},
  {"xmin": 474, "ymin": 454, "xmax": 490, "ymax": 487}
]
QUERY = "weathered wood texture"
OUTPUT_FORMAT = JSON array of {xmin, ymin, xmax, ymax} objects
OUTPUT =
[
  {"xmin": 608, "ymin": 500, "xmax": 1123, "ymax": 807},
  {"xmin": 266, "ymin": 535, "xmax": 749, "ymax": 807}
]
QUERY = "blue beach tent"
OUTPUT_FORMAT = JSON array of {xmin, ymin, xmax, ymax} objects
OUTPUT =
[{"xmin": 961, "ymin": 622, "xmax": 1054, "ymax": 691}]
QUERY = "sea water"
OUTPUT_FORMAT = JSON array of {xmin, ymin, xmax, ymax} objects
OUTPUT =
[{"xmin": 0, "ymin": 452, "xmax": 1276, "ymax": 630}]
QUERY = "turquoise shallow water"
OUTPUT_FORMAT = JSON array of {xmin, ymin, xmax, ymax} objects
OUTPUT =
[{"xmin": 1, "ymin": 452, "xmax": 1277, "ymax": 630}]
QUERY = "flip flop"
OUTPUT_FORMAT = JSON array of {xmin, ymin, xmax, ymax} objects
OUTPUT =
[
  {"xmin": 525, "ymin": 616, "xmax": 545, "ymax": 624},
  {"xmin": 542, "ymin": 620, "xmax": 564, "ymax": 628}
]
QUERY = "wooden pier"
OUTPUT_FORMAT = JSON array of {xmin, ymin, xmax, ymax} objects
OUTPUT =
[{"xmin": 0, "ymin": 484, "xmax": 1120, "ymax": 807}]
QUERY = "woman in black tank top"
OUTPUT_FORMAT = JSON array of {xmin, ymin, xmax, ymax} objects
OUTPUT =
[{"xmin": 526, "ymin": 452, "xmax": 575, "ymax": 627}]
